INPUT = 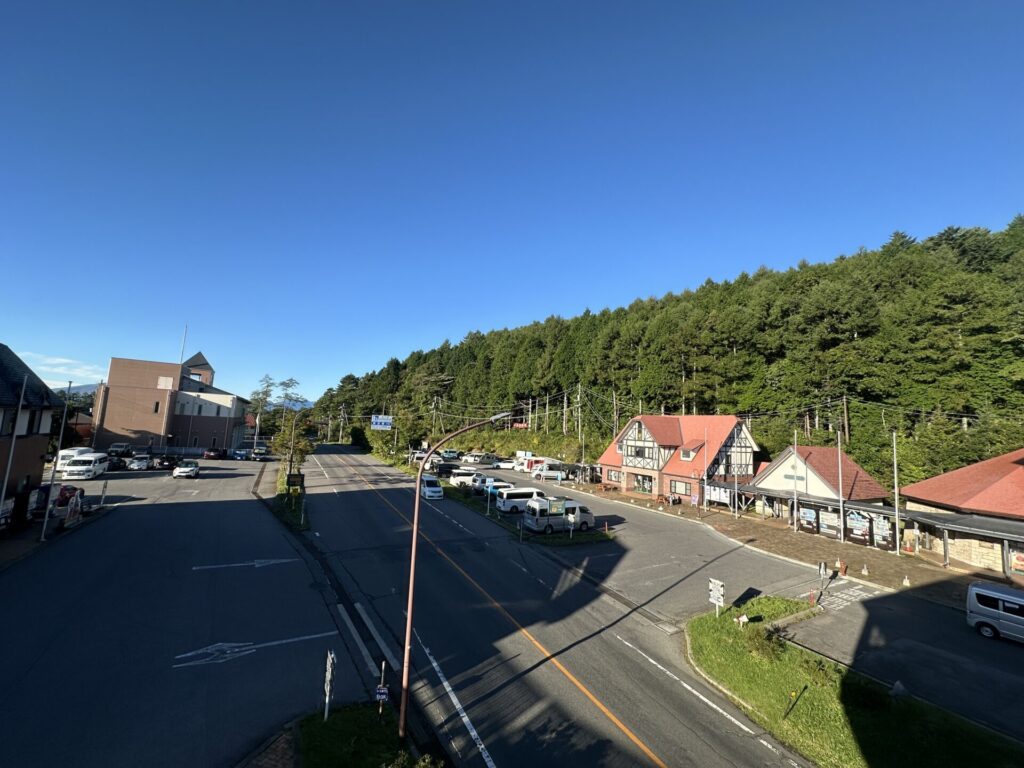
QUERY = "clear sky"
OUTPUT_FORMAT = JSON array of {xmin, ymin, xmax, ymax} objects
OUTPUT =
[{"xmin": 3, "ymin": 2, "xmax": 1022, "ymax": 401}]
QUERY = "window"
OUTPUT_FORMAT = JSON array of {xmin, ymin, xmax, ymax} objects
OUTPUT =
[
  {"xmin": 632, "ymin": 446, "xmax": 649, "ymax": 459},
  {"xmin": 615, "ymin": 443, "xmax": 622, "ymax": 454},
  {"xmin": 177, "ymin": 403, "xmax": 184, "ymax": 415},
  {"xmin": 679, "ymin": 448, "xmax": 693, "ymax": 461},
  {"xmin": 976, "ymin": 593, "xmax": 999, "ymax": 610},
  {"xmin": 26, "ymin": 410, "xmax": 41, "ymax": 434},
  {"xmin": 216, "ymin": 405, "xmax": 222, "ymax": 417},
  {"xmin": 634, "ymin": 474, "xmax": 653, "ymax": 494},
  {"xmin": 212, "ymin": 437, "xmax": 217, "ymax": 448},
  {"xmin": 191, "ymin": 436, "xmax": 199, "ymax": 447},
  {"xmin": 153, "ymin": 401, "xmax": 160, "ymax": 414},
  {"xmin": 197, "ymin": 405, "xmax": 203, "ymax": 416},
  {"xmin": 670, "ymin": 480, "xmax": 692, "ymax": 495},
  {"xmin": 1004, "ymin": 601, "xmax": 1023, "ymax": 617},
  {"xmin": 0, "ymin": 409, "xmax": 13, "ymax": 436},
  {"xmin": 607, "ymin": 470, "xmax": 621, "ymax": 482}
]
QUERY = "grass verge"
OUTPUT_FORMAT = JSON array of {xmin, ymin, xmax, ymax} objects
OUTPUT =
[
  {"xmin": 687, "ymin": 596, "xmax": 1024, "ymax": 768},
  {"xmin": 271, "ymin": 465, "xmax": 308, "ymax": 531},
  {"xmin": 299, "ymin": 704, "xmax": 440, "ymax": 768}
]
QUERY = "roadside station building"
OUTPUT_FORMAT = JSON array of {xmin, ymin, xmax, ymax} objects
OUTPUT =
[
  {"xmin": 92, "ymin": 352, "xmax": 249, "ymax": 453},
  {"xmin": 597, "ymin": 415, "xmax": 758, "ymax": 505},
  {"xmin": 901, "ymin": 447, "xmax": 1024, "ymax": 579},
  {"xmin": 742, "ymin": 444, "xmax": 893, "ymax": 549}
]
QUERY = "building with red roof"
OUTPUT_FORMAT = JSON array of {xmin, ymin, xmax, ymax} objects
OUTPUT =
[
  {"xmin": 901, "ymin": 448, "xmax": 1024, "ymax": 577},
  {"xmin": 597, "ymin": 415, "xmax": 757, "ymax": 504}
]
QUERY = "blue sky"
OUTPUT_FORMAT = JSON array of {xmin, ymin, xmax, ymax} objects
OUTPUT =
[{"xmin": 3, "ymin": 2, "xmax": 1022, "ymax": 401}]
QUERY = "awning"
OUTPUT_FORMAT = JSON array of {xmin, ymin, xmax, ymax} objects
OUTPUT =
[{"xmin": 905, "ymin": 510, "xmax": 1024, "ymax": 544}]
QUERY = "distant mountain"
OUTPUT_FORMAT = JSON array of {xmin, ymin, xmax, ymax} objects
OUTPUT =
[
  {"xmin": 68, "ymin": 383, "xmax": 98, "ymax": 394},
  {"xmin": 272, "ymin": 399, "xmax": 314, "ymax": 410}
]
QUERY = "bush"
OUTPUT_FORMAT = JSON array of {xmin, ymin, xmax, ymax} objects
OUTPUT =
[{"xmin": 746, "ymin": 626, "xmax": 786, "ymax": 662}]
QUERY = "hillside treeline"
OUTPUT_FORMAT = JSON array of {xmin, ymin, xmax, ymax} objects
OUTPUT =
[{"xmin": 315, "ymin": 217, "xmax": 1024, "ymax": 490}]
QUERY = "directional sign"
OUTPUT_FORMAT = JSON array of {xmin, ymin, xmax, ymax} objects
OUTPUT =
[
  {"xmin": 375, "ymin": 684, "xmax": 389, "ymax": 703},
  {"xmin": 172, "ymin": 630, "xmax": 338, "ymax": 668},
  {"xmin": 371, "ymin": 415, "xmax": 393, "ymax": 431},
  {"xmin": 708, "ymin": 577, "xmax": 725, "ymax": 608}
]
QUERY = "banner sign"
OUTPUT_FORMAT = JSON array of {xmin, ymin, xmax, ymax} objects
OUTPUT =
[{"xmin": 847, "ymin": 511, "xmax": 871, "ymax": 544}]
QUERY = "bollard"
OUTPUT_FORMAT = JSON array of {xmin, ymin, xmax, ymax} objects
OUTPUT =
[
  {"xmin": 861, "ymin": 564, "xmax": 869, "ymax": 576},
  {"xmin": 835, "ymin": 557, "xmax": 842, "ymax": 570},
  {"xmin": 902, "ymin": 575, "xmax": 910, "ymax": 587},
  {"xmin": 604, "ymin": 521, "xmax": 608, "ymax": 534}
]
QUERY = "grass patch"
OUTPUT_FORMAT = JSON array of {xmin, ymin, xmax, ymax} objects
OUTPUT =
[
  {"xmin": 271, "ymin": 465, "xmax": 308, "ymax": 531},
  {"xmin": 299, "ymin": 703, "xmax": 440, "ymax": 768},
  {"xmin": 687, "ymin": 596, "xmax": 1024, "ymax": 768}
]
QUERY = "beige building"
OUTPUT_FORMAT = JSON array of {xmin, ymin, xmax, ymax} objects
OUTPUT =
[{"xmin": 93, "ymin": 352, "xmax": 248, "ymax": 452}]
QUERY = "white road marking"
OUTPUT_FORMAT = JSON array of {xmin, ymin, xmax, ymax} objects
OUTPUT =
[
  {"xmin": 313, "ymin": 456, "xmax": 331, "ymax": 477},
  {"xmin": 173, "ymin": 630, "xmax": 338, "ymax": 668},
  {"xmin": 191, "ymin": 558, "xmax": 298, "ymax": 571},
  {"xmin": 614, "ymin": 634, "xmax": 753, "ymax": 733},
  {"xmin": 510, "ymin": 561, "xmax": 530, "ymax": 575},
  {"xmin": 337, "ymin": 604, "xmax": 377, "ymax": 675},
  {"xmin": 354, "ymin": 602, "xmax": 401, "ymax": 671},
  {"xmin": 413, "ymin": 627, "xmax": 496, "ymax": 768}
]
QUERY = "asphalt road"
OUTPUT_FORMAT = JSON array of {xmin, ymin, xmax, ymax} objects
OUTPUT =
[
  {"xmin": 0, "ymin": 459, "xmax": 361, "ymax": 768},
  {"xmin": 304, "ymin": 447, "xmax": 807, "ymax": 767},
  {"xmin": 493, "ymin": 468, "xmax": 1024, "ymax": 743}
]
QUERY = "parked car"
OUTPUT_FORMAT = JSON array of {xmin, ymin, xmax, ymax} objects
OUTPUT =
[
  {"xmin": 496, "ymin": 487, "xmax": 546, "ymax": 514},
  {"xmin": 966, "ymin": 582, "xmax": 1024, "ymax": 643},
  {"xmin": 230, "ymin": 448, "xmax": 250, "ymax": 460},
  {"xmin": 523, "ymin": 497, "xmax": 595, "ymax": 534},
  {"xmin": 449, "ymin": 469, "xmax": 477, "ymax": 488},
  {"xmin": 107, "ymin": 442, "xmax": 133, "ymax": 457},
  {"xmin": 439, "ymin": 449, "xmax": 461, "ymax": 461},
  {"xmin": 107, "ymin": 456, "xmax": 128, "ymax": 471},
  {"xmin": 532, "ymin": 465, "xmax": 565, "ymax": 481},
  {"xmin": 495, "ymin": 458, "xmax": 517, "ymax": 470},
  {"xmin": 155, "ymin": 455, "xmax": 178, "ymax": 470},
  {"xmin": 485, "ymin": 481, "xmax": 514, "ymax": 498},
  {"xmin": 172, "ymin": 459, "xmax": 200, "ymax": 479},
  {"xmin": 434, "ymin": 462, "xmax": 461, "ymax": 478},
  {"xmin": 203, "ymin": 448, "xmax": 226, "ymax": 459},
  {"xmin": 251, "ymin": 446, "xmax": 270, "ymax": 461},
  {"xmin": 470, "ymin": 474, "xmax": 498, "ymax": 494},
  {"xmin": 128, "ymin": 455, "xmax": 152, "ymax": 471}
]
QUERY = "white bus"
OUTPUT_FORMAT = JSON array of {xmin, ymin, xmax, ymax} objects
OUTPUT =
[
  {"xmin": 62, "ymin": 453, "xmax": 110, "ymax": 480},
  {"xmin": 495, "ymin": 487, "xmax": 546, "ymax": 514}
]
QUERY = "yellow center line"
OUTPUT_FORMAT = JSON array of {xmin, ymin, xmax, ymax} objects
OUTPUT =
[{"xmin": 329, "ymin": 453, "xmax": 669, "ymax": 768}]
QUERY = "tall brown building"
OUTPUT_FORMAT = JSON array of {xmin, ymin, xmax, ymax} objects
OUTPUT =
[
  {"xmin": 0, "ymin": 345, "xmax": 61, "ymax": 523},
  {"xmin": 93, "ymin": 352, "xmax": 248, "ymax": 452}
]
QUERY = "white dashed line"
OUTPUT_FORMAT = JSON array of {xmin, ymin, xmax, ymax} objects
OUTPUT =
[
  {"xmin": 413, "ymin": 628, "xmax": 496, "ymax": 768},
  {"xmin": 354, "ymin": 602, "xmax": 401, "ymax": 671},
  {"xmin": 336, "ymin": 604, "xmax": 377, "ymax": 675}
]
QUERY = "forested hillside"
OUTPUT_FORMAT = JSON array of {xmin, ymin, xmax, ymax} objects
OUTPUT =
[{"xmin": 315, "ymin": 217, "xmax": 1024, "ymax": 490}]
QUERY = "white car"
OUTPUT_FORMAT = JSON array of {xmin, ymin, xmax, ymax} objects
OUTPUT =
[
  {"xmin": 420, "ymin": 475, "xmax": 444, "ymax": 500},
  {"xmin": 532, "ymin": 468, "xmax": 564, "ymax": 481},
  {"xmin": 172, "ymin": 460, "xmax": 200, "ymax": 478},
  {"xmin": 470, "ymin": 474, "xmax": 497, "ymax": 494},
  {"xmin": 128, "ymin": 455, "xmax": 152, "ymax": 471},
  {"xmin": 495, "ymin": 459, "xmax": 517, "ymax": 470}
]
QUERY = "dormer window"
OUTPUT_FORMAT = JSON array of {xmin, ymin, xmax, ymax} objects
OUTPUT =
[{"xmin": 680, "ymin": 448, "xmax": 693, "ymax": 461}]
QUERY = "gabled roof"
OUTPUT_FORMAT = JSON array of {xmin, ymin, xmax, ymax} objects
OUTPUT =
[
  {"xmin": 179, "ymin": 377, "xmax": 249, "ymax": 403},
  {"xmin": 182, "ymin": 351, "xmax": 213, "ymax": 370},
  {"xmin": 0, "ymin": 345, "xmax": 62, "ymax": 409},
  {"xmin": 901, "ymin": 447, "xmax": 1024, "ymax": 520},
  {"xmin": 597, "ymin": 414, "xmax": 747, "ymax": 477},
  {"xmin": 754, "ymin": 444, "xmax": 887, "ymax": 501}
]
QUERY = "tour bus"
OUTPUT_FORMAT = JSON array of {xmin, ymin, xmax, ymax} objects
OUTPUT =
[
  {"xmin": 62, "ymin": 452, "xmax": 110, "ymax": 480},
  {"xmin": 56, "ymin": 447, "xmax": 94, "ymax": 472},
  {"xmin": 495, "ymin": 487, "xmax": 546, "ymax": 514},
  {"xmin": 522, "ymin": 496, "xmax": 595, "ymax": 534}
]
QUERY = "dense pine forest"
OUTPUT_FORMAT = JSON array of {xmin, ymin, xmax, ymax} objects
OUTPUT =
[{"xmin": 314, "ymin": 217, "xmax": 1024, "ymax": 491}]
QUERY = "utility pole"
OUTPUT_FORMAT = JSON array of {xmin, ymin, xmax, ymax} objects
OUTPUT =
[
  {"xmin": 563, "ymin": 392, "xmax": 568, "ymax": 435},
  {"xmin": 837, "ymin": 430, "xmax": 845, "ymax": 544},
  {"xmin": 41, "ymin": 380, "xmax": 73, "ymax": 542},
  {"xmin": 842, "ymin": 395, "xmax": 850, "ymax": 443},
  {"xmin": 577, "ymin": 383, "xmax": 582, "ymax": 440},
  {"xmin": 893, "ymin": 430, "xmax": 901, "ymax": 557},
  {"xmin": 545, "ymin": 396, "xmax": 549, "ymax": 434},
  {"xmin": 681, "ymin": 354, "xmax": 686, "ymax": 416},
  {"xmin": 792, "ymin": 429, "xmax": 799, "ymax": 532},
  {"xmin": 612, "ymin": 390, "xmax": 618, "ymax": 434}
]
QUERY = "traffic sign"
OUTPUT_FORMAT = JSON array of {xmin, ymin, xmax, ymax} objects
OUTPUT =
[
  {"xmin": 375, "ymin": 684, "xmax": 389, "ymax": 703},
  {"xmin": 371, "ymin": 415, "xmax": 393, "ymax": 431},
  {"xmin": 708, "ymin": 577, "xmax": 725, "ymax": 610}
]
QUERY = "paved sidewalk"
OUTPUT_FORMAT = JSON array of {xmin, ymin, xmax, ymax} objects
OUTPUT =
[{"xmin": 579, "ymin": 486, "xmax": 1002, "ymax": 610}]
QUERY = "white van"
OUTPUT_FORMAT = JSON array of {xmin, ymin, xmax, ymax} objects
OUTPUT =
[
  {"xmin": 496, "ymin": 487, "xmax": 546, "ymax": 514},
  {"xmin": 62, "ymin": 452, "xmax": 110, "ymax": 480},
  {"xmin": 449, "ymin": 469, "xmax": 477, "ymax": 488},
  {"xmin": 523, "ymin": 497, "xmax": 595, "ymax": 534},
  {"xmin": 966, "ymin": 582, "xmax": 1024, "ymax": 643},
  {"xmin": 419, "ymin": 475, "xmax": 444, "ymax": 500},
  {"xmin": 532, "ymin": 463, "xmax": 565, "ymax": 481},
  {"xmin": 56, "ymin": 447, "xmax": 93, "ymax": 472}
]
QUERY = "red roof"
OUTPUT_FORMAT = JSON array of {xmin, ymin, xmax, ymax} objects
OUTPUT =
[
  {"xmin": 794, "ymin": 445, "xmax": 887, "ymax": 501},
  {"xmin": 901, "ymin": 447, "xmax": 1024, "ymax": 520},
  {"xmin": 597, "ymin": 415, "xmax": 743, "ymax": 478}
]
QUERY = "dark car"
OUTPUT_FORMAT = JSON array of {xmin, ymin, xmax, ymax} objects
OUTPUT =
[
  {"xmin": 155, "ymin": 455, "xmax": 178, "ymax": 470},
  {"xmin": 107, "ymin": 456, "xmax": 128, "ymax": 471},
  {"xmin": 203, "ymin": 448, "xmax": 226, "ymax": 459},
  {"xmin": 251, "ymin": 446, "xmax": 270, "ymax": 461},
  {"xmin": 434, "ymin": 462, "xmax": 461, "ymax": 478}
]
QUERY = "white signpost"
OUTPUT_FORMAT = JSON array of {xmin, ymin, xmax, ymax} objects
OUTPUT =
[
  {"xmin": 371, "ymin": 415, "xmax": 393, "ymax": 431},
  {"xmin": 708, "ymin": 577, "xmax": 725, "ymax": 617},
  {"xmin": 323, "ymin": 649, "xmax": 337, "ymax": 721}
]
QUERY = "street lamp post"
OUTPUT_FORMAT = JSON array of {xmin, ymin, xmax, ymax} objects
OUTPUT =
[{"xmin": 397, "ymin": 410, "xmax": 511, "ymax": 739}]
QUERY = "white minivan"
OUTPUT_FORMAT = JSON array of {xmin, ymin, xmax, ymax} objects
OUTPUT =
[
  {"xmin": 449, "ymin": 469, "xmax": 477, "ymax": 488},
  {"xmin": 56, "ymin": 447, "xmax": 93, "ymax": 472},
  {"xmin": 496, "ymin": 487, "xmax": 546, "ymax": 514},
  {"xmin": 62, "ymin": 452, "xmax": 110, "ymax": 480},
  {"xmin": 966, "ymin": 582, "xmax": 1024, "ymax": 643},
  {"xmin": 419, "ymin": 475, "xmax": 444, "ymax": 500},
  {"xmin": 523, "ymin": 497, "xmax": 595, "ymax": 534}
]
